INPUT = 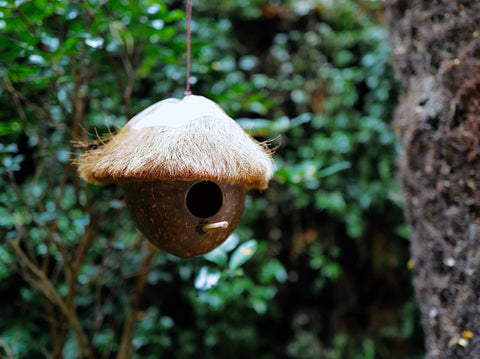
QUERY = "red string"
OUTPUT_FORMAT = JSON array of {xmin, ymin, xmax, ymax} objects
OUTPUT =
[{"xmin": 184, "ymin": 0, "xmax": 192, "ymax": 96}]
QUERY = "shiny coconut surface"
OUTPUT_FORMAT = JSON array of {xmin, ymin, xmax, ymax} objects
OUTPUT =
[{"xmin": 123, "ymin": 180, "xmax": 246, "ymax": 258}]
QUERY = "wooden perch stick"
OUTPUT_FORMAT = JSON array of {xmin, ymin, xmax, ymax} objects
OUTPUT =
[{"xmin": 202, "ymin": 221, "xmax": 228, "ymax": 232}]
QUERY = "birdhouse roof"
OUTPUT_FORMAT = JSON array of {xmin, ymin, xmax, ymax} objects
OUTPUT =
[{"xmin": 77, "ymin": 95, "xmax": 273, "ymax": 190}]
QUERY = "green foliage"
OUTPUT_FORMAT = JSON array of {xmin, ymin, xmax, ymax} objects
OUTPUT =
[
  {"xmin": 253, "ymin": 14, "xmax": 401, "ymax": 238},
  {"xmin": 0, "ymin": 0, "xmax": 423, "ymax": 358}
]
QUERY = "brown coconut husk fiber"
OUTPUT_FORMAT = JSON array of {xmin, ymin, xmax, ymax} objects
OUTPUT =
[{"xmin": 77, "ymin": 95, "xmax": 273, "ymax": 190}]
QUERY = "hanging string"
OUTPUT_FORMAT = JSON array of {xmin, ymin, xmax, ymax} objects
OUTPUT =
[{"xmin": 184, "ymin": 0, "xmax": 193, "ymax": 96}]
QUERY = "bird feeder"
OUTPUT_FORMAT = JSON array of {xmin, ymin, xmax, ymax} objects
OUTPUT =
[{"xmin": 77, "ymin": 95, "xmax": 273, "ymax": 258}]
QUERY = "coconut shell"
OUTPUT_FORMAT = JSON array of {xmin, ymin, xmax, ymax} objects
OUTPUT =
[
  {"xmin": 77, "ymin": 95, "xmax": 273, "ymax": 189},
  {"xmin": 123, "ymin": 180, "xmax": 246, "ymax": 258},
  {"xmin": 76, "ymin": 95, "xmax": 273, "ymax": 257}
]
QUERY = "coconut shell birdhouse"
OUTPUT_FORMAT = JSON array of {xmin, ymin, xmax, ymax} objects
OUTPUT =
[{"xmin": 77, "ymin": 95, "xmax": 273, "ymax": 258}]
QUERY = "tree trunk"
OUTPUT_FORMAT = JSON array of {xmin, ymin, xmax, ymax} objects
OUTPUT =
[{"xmin": 386, "ymin": 1, "xmax": 480, "ymax": 357}]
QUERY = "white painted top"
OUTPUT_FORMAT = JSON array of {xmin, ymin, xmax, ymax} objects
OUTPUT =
[{"xmin": 127, "ymin": 95, "xmax": 232, "ymax": 130}]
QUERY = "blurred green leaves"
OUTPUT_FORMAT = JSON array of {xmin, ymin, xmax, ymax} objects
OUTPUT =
[
  {"xmin": 0, "ymin": 121, "xmax": 22, "ymax": 136},
  {"xmin": 197, "ymin": 235, "xmax": 265, "ymax": 292},
  {"xmin": 229, "ymin": 239, "xmax": 258, "ymax": 270},
  {"xmin": 194, "ymin": 234, "xmax": 286, "ymax": 319}
]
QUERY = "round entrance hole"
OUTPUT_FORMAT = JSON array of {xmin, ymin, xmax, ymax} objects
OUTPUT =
[{"xmin": 186, "ymin": 181, "xmax": 224, "ymax": 218}]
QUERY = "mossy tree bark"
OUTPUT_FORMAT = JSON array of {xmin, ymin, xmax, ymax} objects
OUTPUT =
[{"xmin": 386, "ymin": 1, "xmax": 480, "ymax": 357}]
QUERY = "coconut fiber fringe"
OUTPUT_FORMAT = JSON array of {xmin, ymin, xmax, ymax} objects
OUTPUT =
[{"xmin": 77, "ymin": 116, "xmax": 273, "ymax": 190}]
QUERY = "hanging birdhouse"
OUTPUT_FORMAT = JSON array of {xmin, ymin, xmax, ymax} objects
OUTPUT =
[{"xmin": 77, "ymin": 95, "xmax": 273, "ymax": 258}]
